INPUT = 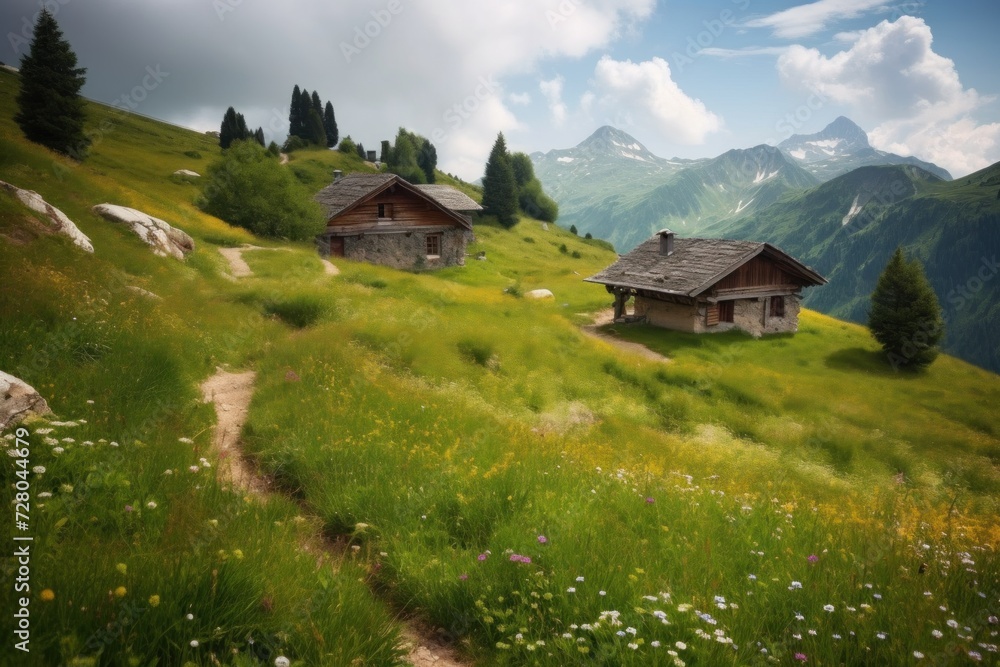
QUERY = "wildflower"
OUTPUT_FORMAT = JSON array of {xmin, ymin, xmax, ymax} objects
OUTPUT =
[
  {"xmin": 40, "ymin": 589, "xmax": 55, "ymax": 602},
  {"xmin": 626, "ymin": 627, "xmax": 637, "ymax": 635},
  {"xmin": 32, "ymin": 466, "xmax": 45, "ymax": 474},
  {"xmin": 651, "ymin": 640, "xmax": 661, "ymax": 647},
  {"xmin": 124, "ymin": 505, "xmax": 133, "ymax": 513},
  {"xmin": 969, "ymin": 651, "xmax": 982, "ymax": 661},
  {"xmin": 789, "ymin": 581, "xmax": 803, "ymax": 590},
  {"xmin": 116, "ymin": 563, "xmax": 128, "ymax": 575},
  {"xmin": 599, "ymin": 590, "xmax": 606, "ymax": 596},
  {"xmin": 876, "ymin": 632, "xmax": 887, "ymax": 640},
  {"xmin": 914, "ymin": 651, "xmax": 924, "ymax": 659},
  {"xmin": 190, "ymin": 639, "xmax": 199, "ymax": 648},
  {"xmin": 645, "ymin": 497, "xmax": 655, "ymax": 504},
  {"xmin": 748, "ymin": 574, "xmax": 757, "ymax": 581},
  {"xmin": 562, "ymin": 633, "xmax": 573, "ymax": 639},
  {"xmin": 616, "ymin": 631, "xmax": 626, "ymax": 637},
  {"xmin": 52, "ymin": 447, "xmax": 64, "ymax": 455},
  {"xmin": 988, "ymin": 616, "xmax": 998, "ymax": 625},
  {"xmin": 795, "ymin": 613, "xmax": 805, "ymax": 621},
  {"xmin": 537, "ymin": 535, "xmax": 548, "ymax": 544},
  {"xmin": 628, "ymin": 642, "xmax": 639, "ymax": 650},
  {"xmin": 932, "ymin": 629, "xmax": 943, "ymax": 638},
  {"xmin": 576, "ymin": 576, "xmax": 585, "ymax": 582},
  {"xmin": 794, "ymin": 653, "xmax": 808, "ymax": 662},
  {"xmin": 114, "ymin": 586, "xmax": 127, "ymax": 598},
  {"xmin": 567, "ymin": 587, "xmax": 576, "ymax": 593},
  {"xmin": 275, "ymin": 658, "xmax": 290, "ymax": 667},
  {"xmin": 675, "ymin": 641, "xmax": 687, "ymax": 650},
  {"xmin": 873, "ymin": 593, "xmax": 882, "ymax": 600},
  {"xmin": 186, "ymin": 613, "xmax": 194, "ymax": 620},
  {"xmin": 178, "ymin": 437, "xmax": 193, "ymax": 444},
  {"xmin": 110, "ymin": 441, "xmax": 119, "ymax": 447},
  {"xmin": 948, "ymin": 620, "xmax": 959, "ymax": 629},
  {"xmin": 164, "ymin": 469, "xmax": 173, "ymax": 475},
  {"xmin": 808, "ymin": 629, "xmax": 817, "ymax": 636},
  {"xmin": 147, "ymin": 501, "xmax": 157, "ymax": 509},
  {"xmin": 824, "ymin": 604, "xmax": 835, "ymax": 612},
  {"xmin": 793, "ymin": 633, "xmax": 802, "ymax": 640},
  {"xmin": 148, "ymin": 595, "xmax": 160, "ymax": 607},
  {"xmin": 233, "ymin": 549, "xmax": 244, "ymax": 560},
  {"xmin": 38, "ymin": 492, "xmax": 52, "ymax": 498},
  {"xmin": 477, "ymin": 553, "xmax": 488, "ymax": 561},
  {"xmin": 189, "ymin": 465, "xmax": 200, "ymax": 473},
  {"xmin": 459, "ymin": 574, "xmax": 468, "ymax": 581},
  {"xmin": 832, "ymin": 634, "xmax": 842, "ymax": 640},
  {"xmin": 807, "ymin": 554, "xmax": 819, "ymax": 563}
]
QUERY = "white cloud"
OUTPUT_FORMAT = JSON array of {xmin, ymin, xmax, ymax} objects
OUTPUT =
[
  {"xmin": 699, "ymin": 46, "xmax": 789, "ymax": 59},
  {"xmin": 508, "ymin": 92, "xmax": 531, "ymax": 106},
  {"xmin": 591, "ymin": 56, "xmax": 722, "ymax": 144},
  {"xmin": 744, "ymin": 0, "xmax": 889, "ymax": 39},
  {"xmin": 539, "ymin": 76, "xmax": 568, "ymax": 125},
  {"xmin": 776, "ymin": 15, "xmax": 999, "ymax": 176}
]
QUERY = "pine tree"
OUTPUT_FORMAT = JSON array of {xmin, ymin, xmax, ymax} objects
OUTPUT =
[
  {"xmin": 380, "ymin": 140, "xmax": 391, "ymax": 164},
  {"xmin": 323, "ymin": 101, "xmax": 338, "ymax": 148},
  {"xmin": 254, "ymin": 127, "xmax": 265, "ymax": 147},
  {"xmin": 311, "ymin": 91, "xmax": 323, "ymax": 118},
  {"xmin": 357, "ymin": 142, "xmax": 366, "ymax": 160},
  {"xmin": 219, "ymin": 107, "xmax": 252, "ymax": 149},
  {"xmin": 296, "ymin": 89, "xmax": 312, "ymax": 139},
  {"xmin": 288, "ymin": 84, "xmax": 303, "ymax": 141},
  {"xmin": 868, "ymin": 247, "xmax": 944, "ymax": 370},
  {"xmin": 305, "ymin": 108, "xmax": 326, "ymax": 146},
  {"xmin": 15, "ymin": 10, "xmax": 89, "ymax": 158},
  {"xmin": 417, "ymin": 139, "xmax": 437, "ymax": 184},
  {"xmin": 569, "ymin": 225, "xmax": 578, "ymax": 235},
  {"xmin": 482, "ymin": 133, "xmax": 518, "ymax": 228}
]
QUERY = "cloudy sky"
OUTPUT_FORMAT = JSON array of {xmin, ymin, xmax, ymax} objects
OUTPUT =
[{"xmin": 3, "ymin": 0, "xmax": 998, "ymax": 180}]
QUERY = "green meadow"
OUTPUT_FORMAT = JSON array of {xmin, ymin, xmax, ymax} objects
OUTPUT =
[{"xmin": 1, "ymin": 68, "xmax": 998, "ymax": 665}]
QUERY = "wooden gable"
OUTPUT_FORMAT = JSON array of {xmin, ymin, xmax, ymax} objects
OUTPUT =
[
  {"xmin": 326, "ymin": 182, "xmax": 460, "ymax": 231},
  {"xmin": 713, "ymin": 255, "xmax": 798, "ymax": 291}
]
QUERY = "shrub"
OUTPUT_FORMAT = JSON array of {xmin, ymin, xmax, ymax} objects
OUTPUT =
[
  {"xmin": 198, "ymin": 140, "xmax": 325, "ymax": 241},
  {"xmin": 262, "ymin": 294, "xmax": 324, "ymax": 328}
]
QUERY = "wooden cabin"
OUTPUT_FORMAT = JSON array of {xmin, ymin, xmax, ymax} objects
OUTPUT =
[
  {"xmin": 314, "ymin": 173, "xmax": 481, "ymax": 270},
  {"xmin": 586, "ymin": 230, "xmax": 826, "ymax": 336}
]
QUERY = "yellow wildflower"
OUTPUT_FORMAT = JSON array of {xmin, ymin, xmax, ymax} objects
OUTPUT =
[
  {"xmin": 40, "ymin": 589, "xmax": 55, "ymax": 602},
  {"xmin": 114, "ymin": 586, "xmax": 127, "ymax": 598},
  {"xmin": 148, "ymin": 595, "xmax": 160, "ymax": 607}
]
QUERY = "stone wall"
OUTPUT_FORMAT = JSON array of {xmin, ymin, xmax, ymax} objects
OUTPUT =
[
  {"xmin": 635, "ymin": 294, "xmax": 801, "ymax": 336},
  {"xmin": 325, "ymin": 228, "xmax": 471, "ymax": 270}
]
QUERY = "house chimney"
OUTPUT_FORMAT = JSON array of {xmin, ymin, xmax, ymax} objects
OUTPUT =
[
  {"xmin": 658, "ymin": 229, "xmax": 675, "ymax": 256},
  {"xmin": 333, "ymin": 169, "xmax": 343, "ymax": 182}
]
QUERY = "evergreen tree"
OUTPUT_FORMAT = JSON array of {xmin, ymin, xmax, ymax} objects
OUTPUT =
[
  {"xmin": 481, "ymin": 132, "xmax": 518, "ymax": 228},
  {"xmin": 296, "ymin": 89, "xmax": 312, "ymax": 139},
  {"xmin": 254, "ymin": 127, "xmax": 265, "ymax": 147},
  {"xmin": 569, "ymin": 225, "xmax": 578, "ymax": 235},
  {"xmin": 417, "ymin": 139, "xmax": 437, "ymax": 184},
  {"xmin": 868, "ymin": 247, "xmax": 944, "ymax": 370},
  {"xmin": 15, "ymin": 10, "xmax": 89, "ymax": 158},
  {"xmin": 323, "ymin": 101, "xmax": 338, "ymax": 147},
  {"xmin": 288, "ymin": 84, "xmax": 303, "ymax": 141},
  {"xmin": 311, "ymin": 91, "xmax": 323, "ymax": 118},
  {"xmin": 380, "ymin": 140, "xmax": 391, "ymax": 164},
  {"xmin": 219, "ymin": 106, "xmax": 252, "ymax": 149},
  {"xmin": 357, "ymin": 142, "xmax": 366, "ymax": 160},
  {"xmin": 305, "ymin": 108, "xmax": 326, "ymax": 146}
]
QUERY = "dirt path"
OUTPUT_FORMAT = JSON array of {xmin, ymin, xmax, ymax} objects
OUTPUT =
[
  {"xmin": 198, "ymin": 368, "xmax": 468, "ymax": 666},
  {"xmin": 217, "ymin": 245, "xmax": 339, "ymax": 278},
  {"xmin": 581, "ymin": 309, "xmax": 671, "ymax": 364},
  {"xmin": 279, "ymin": 152, "xmax": 289, "ymax": 165}
]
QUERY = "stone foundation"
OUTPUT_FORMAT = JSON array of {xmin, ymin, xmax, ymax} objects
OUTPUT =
[
  {"xmin": 322, "ymin": 228, "xmax": 472, "ymax": 270},
  {"xmin": 635, "ymin": 294, "xmax": 800, "ymax": 336}
]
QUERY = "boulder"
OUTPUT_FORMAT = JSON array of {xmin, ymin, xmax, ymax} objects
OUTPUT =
[
  {"xmin": 173, "ymin": 169, "xmax": 200, "ymax": 178},
  {"xmin": 0, "ymin": 180, "xmax": 94, "ymax": 252},
  {"xmin": 92, "ymin": 204, "xmax": 194, "ymax": 260},
  {"xmin": 525, "ymin": 289, "xmax": 554, "ymax": 299},
  {"xmin": 0, "ymin": 371, "xmax": 51, "ymax": 429}
]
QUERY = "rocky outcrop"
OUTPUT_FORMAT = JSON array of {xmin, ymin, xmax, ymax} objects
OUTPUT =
[
  {"xmin": 92, "ymin": 204, "xmax": 194, "ymax": 260},
  {"xmin": 0, "ymin": 180, "xmax": 94, "ymax": 252},
  {"xmin": 525, "ymin": 289, "xmax": 554, "ymax": 299},
  {"xmin": 173, "ymin": 169, "xmax": 200, "ymax": 178},
  {"xmin": 0, "ymin": 371, "xmax": 51, "ymax": 429}
]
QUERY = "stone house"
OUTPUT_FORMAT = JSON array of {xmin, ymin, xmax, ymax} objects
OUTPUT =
[
  {"xmin": 314, "ymin": 173, "xmax": 480, "ymax": 270},
  {"xmin": 586, "ymin": 230, "xmax": 826, "ymax": 336}
]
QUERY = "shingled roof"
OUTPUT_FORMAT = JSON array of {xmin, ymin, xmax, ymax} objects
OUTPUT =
[
  {"xmin": 414, "ymin": 184, "xmax": 482, "ymax": 212},
  {"xmin": 313, "ymin": 173, "xmax": 481, "ymax": 226},
  {"xmin": 586, "ymin": 234, "xmax": 826, "ymax": 297}
]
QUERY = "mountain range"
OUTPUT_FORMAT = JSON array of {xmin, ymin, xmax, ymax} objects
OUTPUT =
[{"xmin": 533, "ymin": 119, "xmax": 999, "ymax": 373}]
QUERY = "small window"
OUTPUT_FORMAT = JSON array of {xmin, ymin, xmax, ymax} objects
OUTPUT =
[
  {"xmin": 769, "ymin": 296, "xmax": 785, "ymax": 318},
  {"xmin": 425, "ymin": 234, "xmax": 441, "ymax": 257},
  {"xmin": 718, "ymin": 300, "xmax": 734, "ymax": 323},
  {"xmin": 377, "ymin": 203, "xmax": 394, "ymax": 219}
]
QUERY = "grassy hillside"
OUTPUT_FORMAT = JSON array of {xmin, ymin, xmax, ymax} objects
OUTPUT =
[
  {"xmin": 712, "ymin": 164, "xmax": 1000, "ymax": 373},
  {"xmin": 2, "ymin": 68, "xmax": 999, "ymax": 666}
]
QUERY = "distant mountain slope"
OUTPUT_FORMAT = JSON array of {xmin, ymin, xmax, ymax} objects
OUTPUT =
[
  {"xmin": 555, "ymin": 144, "xmax": 819, "ymax": 252},
  {"xmin": 778, "ymin": 116, "xmax": 952, "ymax": 181},
  {"xmin": 712, "ymin": 163, "xmax": 1000, "ymax": 372}
]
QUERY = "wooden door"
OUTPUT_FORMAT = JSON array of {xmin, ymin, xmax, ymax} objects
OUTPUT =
[{"xmin": 329, "ymin": 237, "xmax": 345, "ymax": 257}]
